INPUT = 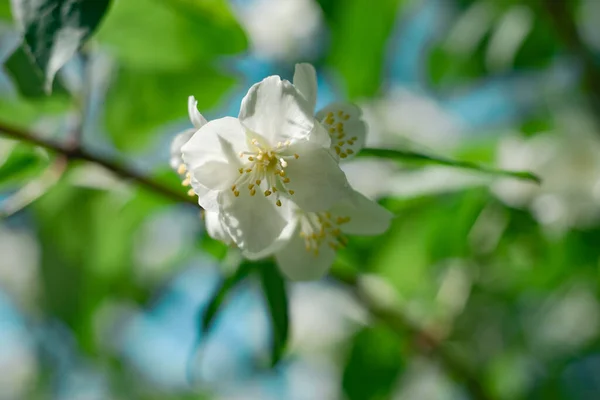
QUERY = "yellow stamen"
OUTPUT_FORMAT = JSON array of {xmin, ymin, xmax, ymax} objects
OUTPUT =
[
  {"xmin": 187, "ymin": 189, "xmax": 195, "ymax": 197},
  {"xmin": 264, "ymin": 190, "xmax": 272, "ymax": 197},
  {"xmin": 283, "ymin": 177, "xmax": 290, "ymax": 183},
  {"xmin": 177, "ymin": 164, "xmax": 186, "ymax": 174},
  {"xmin": 289, "ymin": 190, "xmax": 295, "ymax": 195},
  {"xmin": 347, "ymin": 149, "xmax": 354, "ymax": 155},
  {"xmin": 182, "ymin": 178, "xmax": 190, "ymax": 186},
  {"xmin": 234, "ymin": 190, "xmax": 240, "ymax": 197},
  {"xmin": 248, "ymin": 184, "xmax": 255, "ymax": 190},
  {"xmin": 276, "ymin": 200, "xmax": 282, "ymax": 207},
  {"xmin": 256, "ymin": 179, "xmax": 261, "ymax": 185},
  {"xmin": 340, "ymin": 152, "xmax": 348, "ymax": 159},
  {"xmin": 294, "ymin": 153, "xmax": 300, "ymax": 159}
]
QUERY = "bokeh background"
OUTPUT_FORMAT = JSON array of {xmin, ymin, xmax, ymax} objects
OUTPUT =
[{"xmin": 1, "ymin": 0, "xmax": 600, "ymax": 399}]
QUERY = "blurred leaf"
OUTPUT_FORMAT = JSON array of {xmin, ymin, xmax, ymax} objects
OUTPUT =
[
  {"xmin": 0, "ymin": 1, "xmax": 11, "ymax": 19},
  {"xmin": 359, "ymin": 147, "xmax": 541, "ymax": 183},
  {"xmin": 10, "ymin": 0, "xmax": 111, "ymax": 92},
  {"xmin": 33, "ymin": 178, "xmax": 169, "ymax": 352},
  {"xmin": 201, "ymin": 260, "xmax": 255, "ymax": 333},
  {"xmin": 0, "ymin": 142, "xmax": 48, "ymax": 188},
  {"xmin": 96, "ymin": 0, "xmax": 246, "ymax": 70},
  {"xmin": 342, "ymin": 326, "xmax": 406, "ymax": 400},
  {"xmin": 317, "ymin": 0, "xmax": 404, "ymax": 98},
  {"xmin": 4, "ymin": 44, "xmax": 69, "ymax": 98},
  {"xmin": 104, "ymin": 66, "xmax": 235, "ymax": 151},
  {"xmin": 258, "ymin": 261, "xmax": 289, "ymax": 367}
]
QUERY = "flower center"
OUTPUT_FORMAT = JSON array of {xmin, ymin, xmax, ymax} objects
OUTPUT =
[
  {"xmin": 299, "ymin": 211, "xmax": 351, "ymax": 256},
  {"xmin": 230, "ymin": 139, "xmax": 298, "ymax": 206},
  {"xmin": 321, "ymin": 110, "xmax": 358, "ymax": 159}
]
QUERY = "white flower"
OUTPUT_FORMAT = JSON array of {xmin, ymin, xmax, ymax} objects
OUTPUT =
[
  {"xmin": 293, "ymin": 63, "xmax": 367, "ymax": 162},
  {"xmin": 181, "ymin": 72, "xmax": 350, "ymax": 255},
  {"xmin": 272, "ymin": 189, "xmax": 393, "ymax": 281}
]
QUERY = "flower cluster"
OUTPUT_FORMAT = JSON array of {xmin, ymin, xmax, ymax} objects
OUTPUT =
[{"xmin": 171, "ymin": 64, "xmax": 392, "ymax": 280}]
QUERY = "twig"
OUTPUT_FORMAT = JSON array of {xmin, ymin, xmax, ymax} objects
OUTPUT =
[
  {"xmin": 0, "ymin": 121, "xmax": 493, "ymax": 399},
  {"xmin": 331, "ymin": 269, "xmax": 494, "ymax": 400},
  {"xmin": 0, "ymin": 122, "xmax": 194, "ymax": 204}
]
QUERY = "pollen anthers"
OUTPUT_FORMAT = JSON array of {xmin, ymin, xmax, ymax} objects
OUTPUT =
[
  {"xmin": 321, "ymin": 110, "xmax": 356, "ymax": 159},
  {"xmin": 177, "ymin": 164, "xmax": 196, "ymax": 197},
  {"xmin": 230, "ymin": 138, "xmax": 297, "ymax": 206},
  {"xmin": 299, "ymin": 211, "xmax": 351, "ymax": 256}
]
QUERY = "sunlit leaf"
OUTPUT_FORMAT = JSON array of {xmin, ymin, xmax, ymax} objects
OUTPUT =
[
  {"xmin": 317, "ymin": 0, "xmax": 404, "ymax": 98},
  {"xmin": 10, "ymin": 0, "xmax": 111, "ymax": 92},
  {"xmin": 258, "ymin": 261, "xmax": 289, "ymax": 367},
  {"xmin": 104, "ymin": 66, "xmax": 235, "ymax": 151},
  {"xmin": 96, "ymin": 0, "xmax": 246, "ymax": 70},
  {"xmin": 359, "ymin": 147, "xmax": 541, "ymax": 183}
]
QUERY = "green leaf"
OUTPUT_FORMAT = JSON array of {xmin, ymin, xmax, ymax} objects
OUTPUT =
[
  {"xmin": 201, "ymin": 261, "xmax": 256, "ymax": 333},
  {"xmin": 95, "ymin": 0, "xmax": 246, "ymax": 70},
  {"xmin": 317, "ymin": 0, "xmax": 404, "ymax": 98},
  {"xmin": 342, "ymin": 326, "xmax": 406, "ymax": 400},
  {"xmin": 258, "ymin": 261, "xmax": 289, "ymax": 367},
  {"xmin": 358, "ymin": 147, "xmax": 541, "ymax": 183},
  {"xmin": 4, "ymin": 44, "xmax": 69, "ymax": 98},
  {"xmin": 104, "ymin": 66, "xmax": 235, "ymax": 151},
  {"xmin": 10, "ymin": 0, "xmax": 111, "ymax": 92},
  {"xmin": 0, "ymin": 142, "xmax": 48, "ymax": 188}
]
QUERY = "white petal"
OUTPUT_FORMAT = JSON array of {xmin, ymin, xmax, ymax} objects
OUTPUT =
[
  {"xmin": 316, "ymin": 102, "xmax": 367, "ymax": 161},
  {"xmin": 169, "ymin": 129, "xmax": 195, "ymax": 170},
  {"xmin": 332, "ymin": 190, "xmax": 394, "ymax": 235},
  {"xmin": 307, "ymin": 120, "xmax": 332, "ymax": 149},
  {"xmin": 188, "ymin": 96, "xmax": 208, "ymax": 129},
  {"xmin": 182, "ymin": 117, "xmax": 246, "ymax": 171},
  {"xmin": 275, "ymin": 225, "xmax": 336, "ymax": 281},
  {"xmin": 293, "ymin": 63, "xmax": 317, "ymax": 112},
  {"xmin": 219, "ymin": 189, "xmax": 291, "ymax": 255},
  {"xmin": 189, "ymin": 178, "xmax": 220, "ymax": 211},
  {"xmin": 205, "ymin": 211, "xmax": 232, "ymax": 245},
  {"xmin": 283, "ymin": 141, "xmax": 350, "ymax": 212},
  {"xmin": 190, "ymin": 160, "xmax": 239, "ymax": 191},
  {"xmin": 239, "ymin": 76, "xmax": 314, "ymax": 145},
  {"xmin": 242, "ymin": 215, "xmax": 298, "ymax": 261}
]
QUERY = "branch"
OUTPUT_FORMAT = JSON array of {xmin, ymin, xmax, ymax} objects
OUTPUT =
[
  {"xmin": 0, "ymin": 122, "xmax": 194, "ymax": 205},
  {"xmin": 0, "ymin": 121, "xmax": 493, "ymax": 400},
  {"xmin": 331, "ymin": 269, "xmax": 493, "ymax": 400}
]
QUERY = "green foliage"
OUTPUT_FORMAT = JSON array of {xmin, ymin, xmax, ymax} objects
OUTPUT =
[
  {"xmin": 317, "ymin": 0, "xmax": 404, "ymax": 98},
  {"xmin": 4, "ymin": 44, "xmax": 69, "ymax": 98},
  {"xmin": 10, "ymin": 0, "xmax": 112, "ymax": 92},
  {"xmin": 32, "ymin": 174, "xmax": 171, "ymax": 352},
  {"xmin": 258, "ymin": 261, "xmax": 289, "ymax": 366},
  {"xmin": 0, "ymin": 142, "xmax": 49, "ymax": 189},
  {"xmin": 104, "ymin": 66, "xmax": 235, "ymax": 151},
  {"xmin": 342, "ymin": 326, "xmax": 406, "ymax": 400},
  {"xmin": 96, "ymin": 0, "xmax": 245, "ymax": 151}
]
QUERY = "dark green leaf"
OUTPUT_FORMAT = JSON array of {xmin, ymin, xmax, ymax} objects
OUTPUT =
[
  {"xmin": 10, "ymin": 0, "xmax": 111, "ymax": 92},
  {"xmin": 4, "ymin": 44, "xmax": 69, "ymax": 98},
  {"xmin": 358, "ymin": 147, "xmax": 541, "ymax": 183},
  {"xmin": 0, "ymin": 142, "xmax": 48, "ymax": 188},
  {"xmin": 201, "ymin": 261, "xmax": 256, "ymax": 333},
  {"xmin": 258, "ymin": 261, "xmax": 289, "ymax": 367},
  {"xmin": 342, "ymin": 326, "xmax": 406, "ymax": 400},
  {"xmin": 317, "ymin": 0, "xmax": 404, "ymax": 98}
]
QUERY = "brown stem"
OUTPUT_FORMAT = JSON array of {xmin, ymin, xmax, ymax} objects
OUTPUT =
[{"xmin": 0, "ymin": 122, "xmax": 194, "ymax": 205}]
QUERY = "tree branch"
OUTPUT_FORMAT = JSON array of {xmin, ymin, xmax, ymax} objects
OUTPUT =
[
  {"xmin": 0, "ymin": 121, "xmax": 493, "ymax": 400},
  {"xmin": 0, "ymin": 122, "xmax": 194, "ymax": 204}
]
